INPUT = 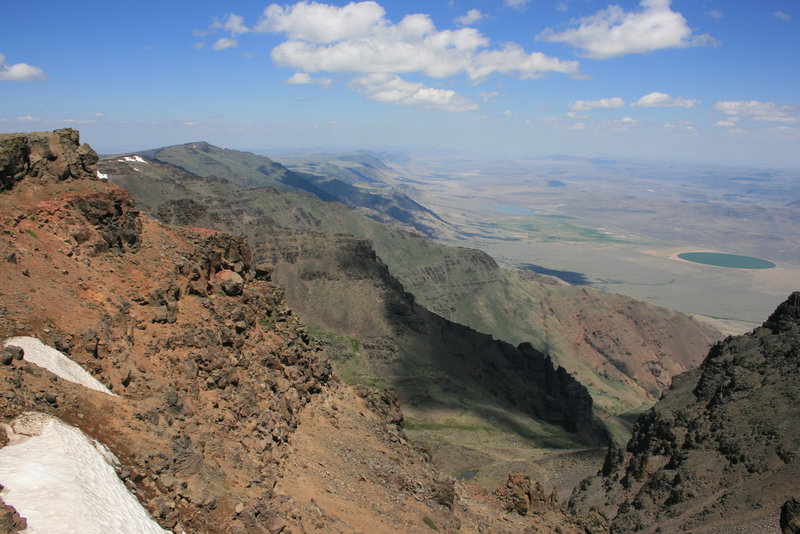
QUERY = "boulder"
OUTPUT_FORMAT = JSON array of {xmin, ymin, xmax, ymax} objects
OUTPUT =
[
  {"xmin": 782, "ymin": 498, "xmax": 800, "ymax": 534},
  {"xmin": 217, "ymin": 269, "xmax": 244, "ymax": 296}
]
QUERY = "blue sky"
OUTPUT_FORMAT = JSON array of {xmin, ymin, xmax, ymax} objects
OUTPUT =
[{"xmin": 1, "ymin": 0, "xmax": 798, "ymax": 166}]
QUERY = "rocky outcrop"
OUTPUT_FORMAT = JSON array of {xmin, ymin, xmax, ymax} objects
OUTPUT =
[
  {"xmin": 0, "ymin": 128, "xmax": 98, "ymax": 189},
  {"xmin": 494, "ymin": 473, "xmax": 558, "ymax": 516},
  {"xmin": 67, "ymin": 190, "xmax": 142, "ymax": 254},
  {"xmin": 0, "ymin": 132, "xmax": 339, "ymax": 532},
  {"xmin": 782, "ymin": 498, "xmax": 800, "ymax": 534},
  {"xmin": 569, "ymin": 292, "xmax": 800, "ymax": 533}
]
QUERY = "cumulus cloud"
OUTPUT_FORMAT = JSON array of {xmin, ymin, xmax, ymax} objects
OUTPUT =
[
  {"xmin": 569, "ymin": 97, "xmax": 625, "ymax": 111},
  {"xmin": 538, "ymin": 0, "xmax": 717, "ymax": 59},
  {"xmin": 212, "ymin": 38, "xmax": 239, "ymax": 50},
  {"xmin": 205, "ymin": 1, "xmax": 580, "ymax": 112},
  {"xmin": 469, "ymin": 44, "xmax": 579, "ymax": 80},
  {"xmin": 287, "ymin": 71, "xmax": 333, "ymax": 89},
  {"xmin": 255, "ymin": 1, "xmax": 386, "ymax": 42},
  {"xmin": 773, "ymin": 11, "xmax": 791, "ymax": 21},
  {"xmin": 258, "ymin": 2, "xmax": 577, "ymax": 80},
  {"xmin": 215, "ymin": 13, "xmax": 249, "ymax": 35},
  {"xmin": 350, "ymin": 73, "xmax": 478, "ymax": 112},
  {"xmin": 714, "ymin": 100, "xmax": 799, "ymax": 123},
  {"xmin": 0, "ymin": 54, "xmax": 47, "ymax": 82},
  {"xmin": 631, "ymin": 91, "xmax": 699, "ymax": 108},
  {"xmin": 455, "ymin": 9, "xmax": 485, "ymax": 26}
]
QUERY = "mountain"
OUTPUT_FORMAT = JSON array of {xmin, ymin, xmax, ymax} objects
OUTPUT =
[
  {"xmin": 139, "ymin": 141, "xmax": 451, "ymax": 238},
  {"xmin": 569, "ymin": 292, "xmax": 800, "ymax": 533},
  {"xmin": 122, "ymin": 170, "xmax": 611, "ymax": 483},
  {"xmin": 101, "ymin": 150, "xmax": 721, "ymax": 440},
  {"xmin": 1, "ymin": 129, "xmax": 619, "ymax": 533}
]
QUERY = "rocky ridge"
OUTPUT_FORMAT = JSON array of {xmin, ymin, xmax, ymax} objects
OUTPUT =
[
  {"xmin": 100, "ymin": 153, "xmax": 722, "ymax": 434},
  {"xmin": 0, "ymin": 131, "xmax": 615, "ymax": 532},
  {"xmin": 0, "ymin": 130, "xmax": 461, "ymax": 532},
  {"xmin": 569, "ymin": 292, "xmax": 800, "ymax": 533}
]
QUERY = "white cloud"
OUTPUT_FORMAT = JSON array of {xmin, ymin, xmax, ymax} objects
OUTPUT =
[
  {"xmin": 538, "ymin": 0, "xmax": 717, "ymax": 59},
  {"xmin": 209, "ymin": 2, "xmax": 580, "ymax": 112},
  {"xmin": 0, "ymin": 54, "xmax": 47, "ymax": 82},
  {"xmin": 773, "ymin": 11, "xmax": 791, "ymax": 21},
  {"xmin": 569, "ymin": 97, "xmax": 625, "ymax": 111},
  {"xmin": 350, "ymin": 73, "xmax": 477, "ymax": 112},
  {"xmin": 259, "ymin": 2, "xmax": 577, "ymax": 81},
  {"xmin": 455, "ymin": 9, "xmax": 486, "ymax": 26},
  {"xmin": 503, "ymin": 109, "xmax": 515, "ymax": 116},
  {"xmin": 556, "ymin": 2, "xmax": 569, "ymax": 12},
  {"xmin": 212, "ymin": 38, "xmax": 239, "ymax": 51},
  {"xmin": 286, "ymin": 71, "xmax": 333, "ymax": 89},
  {"xmin": 478, "ymin": 91, "xmax": 502, "ymax": 103},
  {"xmin": 469, "ymin": 44, "xmax": 579, "ymax": 80},
  {"xmin": 706, "ymin": 10, "xmax": 724, "ymax": 20},
  {"xmin": 714, "ymin": 100, "xmax": 799, "ymax": 123},
  {"xmin": 631, "ymin": 91, "xmax": 699, "ymax": 108},
  {"xmin": 16, "ymin": 115, "xmax": 40, "ymax": 122},
  {"xmin": 505, "ymin": 0, "xmax": 531, "ymax": 9},
  {"xmin": 255, "ymin": 1, "xmax": 386, "ymax": 43},
  {"xmin": 93, "ymin": 112, "xmax": 104, "ymax": 117},
  {"xmin": 715, "ymin": 116, "xmax": 739, "ymax": 127},
  {"xmin": 215, "ymin": 13, "xmax": 249, "ymax": 35},
  {"xmin": 608, "ymin": 116, "xmax": 640, "ymax": 130}
]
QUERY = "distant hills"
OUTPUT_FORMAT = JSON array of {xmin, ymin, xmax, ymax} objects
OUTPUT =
[
  {"xmin": 141, "ymin": 141, "xmax": 450, "ymax": 239},
  {"xmin": 101, "ymin": 144, "xmax": 721, "ymax": 444}
]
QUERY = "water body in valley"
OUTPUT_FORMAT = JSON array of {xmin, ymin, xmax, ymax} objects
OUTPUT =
[{"xmin": 678, "ymin": 252, "xmax": 776, "ymax": 269}]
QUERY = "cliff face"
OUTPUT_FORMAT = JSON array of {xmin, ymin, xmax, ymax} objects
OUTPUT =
[{"xmin": 569, "ymin": 292, "xmax": 800, "ymax": 533}]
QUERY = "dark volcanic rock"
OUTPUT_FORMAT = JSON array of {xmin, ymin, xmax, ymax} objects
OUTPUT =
[
  {"xmin": 69, "ymin": 190, "xmax": 142, "ymax": 254},
  {"xmin": 0, "ymin": 128, "xmax": 98, "ymax": 189},
  {"xmin": 782, "ymin": 497, "xmax": 800, "ymax": 534},
  {"xmin": 570, "ymin": 291, "xmax": 800, "ymax": 533}
]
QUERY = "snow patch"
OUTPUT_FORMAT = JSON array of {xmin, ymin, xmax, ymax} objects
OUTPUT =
[
  {"xmin": 118, "ymin": 155, "xmax": 148, "ymax": 164},
  {"xmin": 0, "ymin": 412, "xmax": 169, "ymax": 534},
  {"xmin": 2, "ymin": 337, "xmax": 116, "ymax": 396},
  {"xmin": 96, "ymin": 170, "xmax": 108, "ymax": 180}
]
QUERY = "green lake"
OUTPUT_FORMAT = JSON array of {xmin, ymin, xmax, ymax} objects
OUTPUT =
[{"xmin": 678, "ymin": 252, "xmax": 776, "ymax": 269}]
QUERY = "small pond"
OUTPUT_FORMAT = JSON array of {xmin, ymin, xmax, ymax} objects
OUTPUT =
[{"xmin": 678, "ymin": 252, "xmax": 776, "ymax": 269}]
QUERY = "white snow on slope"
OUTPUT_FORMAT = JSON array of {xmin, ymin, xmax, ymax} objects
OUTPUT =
[
  {"xmin": 118, "ymin": 155, "xmax": 147, "ymax": 163},
  {"xmin": 3, "ymin": 337, "xmax": 116, "ymax": 396},
  {"xmin": 0, "ymin": 412, "xmax": 168, "ymax": 534},
  {"xmin": 96, "ymin": 170, "xmax": 108, "ymax": 180}
]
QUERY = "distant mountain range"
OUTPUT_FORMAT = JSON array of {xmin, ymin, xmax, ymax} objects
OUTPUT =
[{"xmin": 100, "ymin": 143, "xmax": 721, "ymax": 444}]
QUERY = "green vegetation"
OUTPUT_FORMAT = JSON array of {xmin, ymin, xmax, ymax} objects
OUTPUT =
[
  {"xmin": 678, "ymin": 252, "xmax": 776, "ymax": 269},
  {"xmin": 490, "ymin": 215, "xmax": 654, "ymax": 245},
  {"xmin": 24, "ymin": 228, "xmax": 38, "ymax": 239},
  {"xmin": 422, "ymin": 515, "xmax": 439, "ymax": 532}
]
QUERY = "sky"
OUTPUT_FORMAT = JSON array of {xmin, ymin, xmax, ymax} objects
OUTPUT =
[{"xmin": 1, "ymin": 0, "xmax": 799, "ymax": 167}]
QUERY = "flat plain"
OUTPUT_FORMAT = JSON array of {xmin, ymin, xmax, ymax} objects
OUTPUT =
[{"xmin": 278, "ymin": 150, "xmax": 800, "ymax": 334}]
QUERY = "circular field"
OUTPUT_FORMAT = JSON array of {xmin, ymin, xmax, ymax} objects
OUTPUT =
[{"xmin": 678, "ymin": 252, "xmax": 776, "ymax": 269}]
